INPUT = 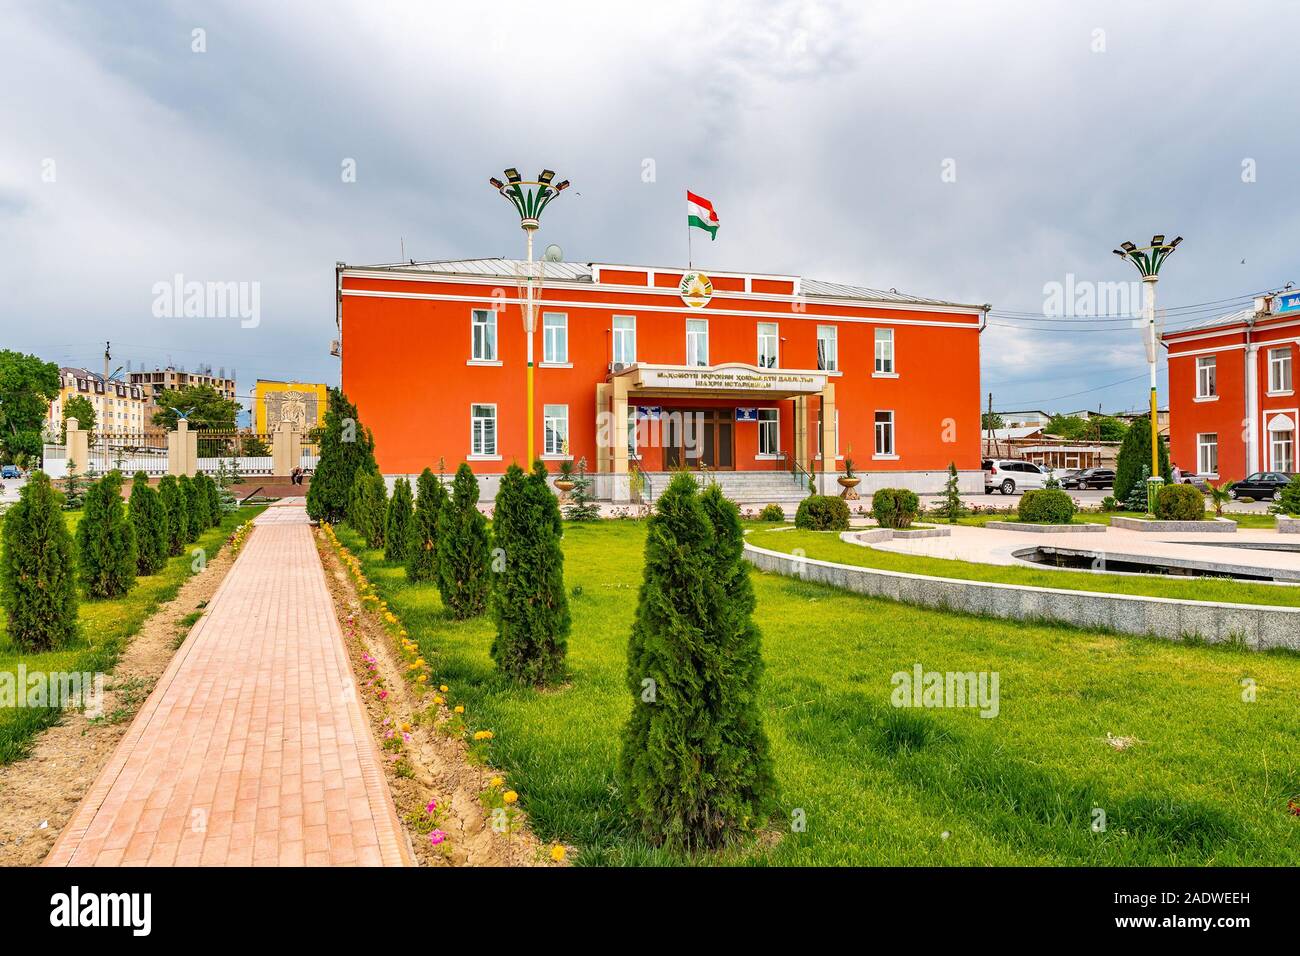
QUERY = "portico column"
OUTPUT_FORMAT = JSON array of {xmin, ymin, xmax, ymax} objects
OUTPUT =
[
  {"xmin": 793, "ymin": 396, "xmax": 808, "ymax": 474},
  {"xmin": 611, "ymin": 376, "xmax": 630, "ymax": 502},
  {"xmin": 818, "ymin": 383, "xmax": 836, "ymax": 493},
  {"xmin": 595, "ymin": 383, "xmax": 611, "ymax": 475},
  {"xmin": 1245, "ymin": 343, "xmax": 1261, "ymax": 474}
]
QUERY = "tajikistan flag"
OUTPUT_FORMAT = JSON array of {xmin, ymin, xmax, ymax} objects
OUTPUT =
[{"xmin": 687, "ymin": 190, "xmax": 719, "ymax": 240}]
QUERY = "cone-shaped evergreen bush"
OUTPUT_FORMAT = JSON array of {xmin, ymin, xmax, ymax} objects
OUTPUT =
[
  {"xmin": 384, "ymin": 476, "xmax": 414, "ymax": 561},
  {"xmin": 128, "ymin": 471, "xmax": 169, "ymax": 576},
  {"xmin": 407, "ymin": 466, "xmax": 447, "ymax": 583},
  {"xmin": 349, "ymin": 469, "xmax": 387, "ymax": 548},
  {"xmin": 198, "ymin": 472, "xmax": 221, "ymax": 527},
  {"xmin": 1114, "ymin": 416, "xmax": 1172, "ymax": 502},
  {"xmin": 618, "ymin": 474, "xmax": 776, "ymax": 850},
  {"xmin": 178, "ymin": 474, "xmax": 203, "ymax": 543},
  {"xmin": 307, "ymin": 388, "xmax": 377, "ymax": 523},
  {"xmin": 436, "ymin": 463, "xmax": 491, "ymax": 619},
  {"xmin": 158, "ymin": 474, "xmax": 188, "ymax": 556},
  {"xmin": 76, "ymin": 470, "xmax": 138, "ymax": 599},
  {"xmin": 0, "ymin": 471, "xmax": 78, "ymax": 651},
  {"xmin": 490, "ymin": 461, "xmax": 570, "ymax": 686}
]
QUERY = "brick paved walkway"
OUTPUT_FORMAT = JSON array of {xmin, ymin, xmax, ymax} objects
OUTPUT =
[{"xmin": 45, "ymin": 501, "xmax": 413, "ymax": 867}]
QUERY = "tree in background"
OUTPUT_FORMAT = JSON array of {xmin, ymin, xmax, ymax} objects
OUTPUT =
[
  {"xmin": 0, "ymin": 471, "xmax": 78, "ymax": 651},
  {"xmin": 178, "ymin": 474, "xmax": 203, "ymax": 544},
  {"xmin": 240, "ymin": 434, "xmax": 271, "ymax": 457},
  {"xmin": 490, "ymin": 462, "xmax": 570, "ymax": 686},
  {"xmin": 349, "ymin": 469, "xmax": 388, "ymax": 549},
  {"xmin": 61, "ymin": 394, "xmax": 97, "ymax": 444},
  {"xmin": 562, "ymin": 455, "xmax": 601, "ymax": 521},
  {"xmin": 619, "ymin": 474, "xmax": 775, "ymax": 850},
  {"xmin": 384, "ymin": 476, "xmax": 414, "ymax": 562},
  {"xmin": 436, "ymin": 463, "xmax": 491, "ymax": 619},
  {"xmin": 0, "ymin": 350, "xmax": 60, "ymax": 464},
  {"xmin": 1114, "ymin": 416, "xmax": 1172, "ymax": 503},
  {"xmin": 128, "ymin": 471, "xmax": 168, "ymax": 576},
  {"xmin": 150, "ymin": 384, "xmax": 240, "ymax": 432},
  {"xmin": 307, "ymin": 388, "xmax": 377, "ymax": 524},
  {"xmin": 76, "ymin": 470, "xmax": 137, "ymax": 599},
  {"xmin": 61, "ymin": 460, "xmax": 87, "ymax": 511},
  {"xmin": 158, "ymin": 475, "xmax": 188, "ymax": 555},
  {"xmin": 406, "ymin": 465, "xmax": 447, "ymax": 583},
  {"xmin": 980, "ymin": 411, "xmax": 1004, "ymax": 431}
]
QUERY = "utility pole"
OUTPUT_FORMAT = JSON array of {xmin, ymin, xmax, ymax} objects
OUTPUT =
[{"xmin": 103, "ymin": 341, "xmax": 111, "ymax": 383}]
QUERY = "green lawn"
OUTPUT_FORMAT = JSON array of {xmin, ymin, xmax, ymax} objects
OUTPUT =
[
  {"xmin": 747, "ymin": 527, "xmax": 1300, "ymax": 608},
  {"xmin": 0, "ymin": 505, "xmax": 264, "ymax": 763},
  {"xmin": 336, "ymin": 519, "xmax": 1300, "ymax": 866}
]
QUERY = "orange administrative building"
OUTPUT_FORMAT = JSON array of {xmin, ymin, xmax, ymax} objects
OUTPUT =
[
  {"xmin": 1165, "ymin": 290, "xmax": 1299, "ymax": 484},
  {"xmin": 338, "ymin": 258, "xmax": 988, "ymax": 501}
]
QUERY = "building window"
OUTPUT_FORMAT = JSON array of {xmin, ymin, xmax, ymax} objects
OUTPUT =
[
  {"xmin": 1268, "ymin": 346, "xmax": 1292, "ymax": 393},
  {"xmin": 543, "ymin": 404, "xmax": 568, "ymax": 456},
  {"xmin": 543, "ymin": 313, "xmax": 568, "ymax": 364},
  {"xmin": 1197, "ymin": 433, "xmax": 1218, "ymax": 476},
  {"xmin": 1271, "ymin": 424, "xmax": 1295, "ymax": 473},
  {"xmin": 1196, "ymin": 355, "xmax": 1216, "ymax": 398},
  {"xmin": 472, "ymin": 309, "xmax": 497, "ymax": 362},
  {"xmin": 874, "ymin": 410, "xmax": 895, "ymax": 456},
  {"xmin": 471, "ymin": 404, "xmax": 497, "ymax": 456},
  {"xmin": 757, "ymin": 322, "xmax": 779, "ymax": 368},
  {"xmin": 687, "ymin": 319, "xmax": 709, "ymax": 367},
  {"xmin": 874, "ymin": 328, "xmax": 895, "ymax": 374},
  {"xmin": 613, "ymin": 315, "xmax": 636, "ymax": 366},
  {"xmin": 817, "ymin": 325, "xmax": 838, "ymax": 371},
  {"xmin": 758, "ymin": 408, "xmax": 779, "ymax": 456}
]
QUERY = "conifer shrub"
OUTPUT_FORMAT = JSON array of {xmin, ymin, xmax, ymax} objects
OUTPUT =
[
  {"xmin": 1277, "ymin": 475, "xmax": 1300, "ymax": 517},
  {"xmin": 490, "ymin": 462, "xmax": 570, "ymax": 686},
  {"xmin": 349, "ymin": 470, "xmax": 387, "ymax": 549},
  {"xmin": 1155, "ymin": 483, "xmax": 1205, "ymax": 521},
  {"xmin": 0, "ymin": 471, "xmax": 78, "ymax": 651},
  {"xmin": 178, "ymin": 474, "xmax": 203, "ymax": 543},
  {"xmin": 128, "ymin": 471, "xmax": 168, "ymax": 576},
  {"xmin": 307, "ymin": 388, "xmax": 378, "ymax": 523},
  {"xmin": 795, "ymin": 494, "xmax": 850, "ymax": 530},
  {"xmin": 75, "ymin": 470, "xmax": 137, "ymax": 599},
  {"xmin": 201, "ymin": 472, "xmax": 222, "ymax": 527},
  {"xmin": 158, "ymin": 474, "xmax": 188, "ymax": 556},
  {"xmin": 407, "ymin": 466, "xmax": 447, "ymax": 583},
  {"xmin": 384, "ymin": 476, "xmax": 414, "ymax": 562},
  {"xmin": 618, "ymin": 474, "xmax": 775, "ymax": 850},
  {"xmin": 941, "ymin": 462, "xmax": 966, "ymax": 522},
  {"xmin": 436, "ymin": 463, "xmax": 491, "ymax": 619},
  {"xmin": 871, "ymin": 488, "xmax": 920, "ymax": 529},
  {"xmin": 562, "ymin": 456, "xmax": 601, "ymax": 521},
  {"xmin": 1018, "ymin": 488, "xmax": 1076, "ymax": 524},
  {"xmin": 1114, "ymin": 418, "xmax": 1172, "ymax": 502}
]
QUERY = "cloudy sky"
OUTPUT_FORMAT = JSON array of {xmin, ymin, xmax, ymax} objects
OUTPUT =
[{"xmin": 3, "ymin": 0, "xmax": 1298, "ymax": 416}]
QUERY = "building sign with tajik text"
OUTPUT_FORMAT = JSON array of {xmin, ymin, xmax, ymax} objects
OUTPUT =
[{"xmin": 634, "ymin": 364, "xmax": 827, "ymax": 394}]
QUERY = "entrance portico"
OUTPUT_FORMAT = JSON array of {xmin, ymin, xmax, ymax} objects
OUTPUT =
[{"xmin": 596, "ymin": 362, "xmax": 836, "ymax": 501}]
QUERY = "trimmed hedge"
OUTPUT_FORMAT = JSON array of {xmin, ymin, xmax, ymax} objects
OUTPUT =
[
  {"xmin": 758, "ymin": 503, "xmax": 785, "ymax": 522},
  {"xmin": 1017, "ymin": 488, "xmax": 1076, "ymax": 524},
  {"xmin": 795, "ymin": 495, "xmax": 850, "ymax": 531},
  {"xmin": 871, "ymin": 488, "xmax": 919, "ymax": 530},
  {"xmin": 1155, "ymin": 483, "xmax": 1205, "ymax": 521}
]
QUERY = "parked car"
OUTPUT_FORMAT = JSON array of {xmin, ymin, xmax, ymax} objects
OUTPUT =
[
  {"xmin": 0, "ymin": 465, "xmax": 20, "ymax": 479},
  {"xmin": 1176, "ymin": 473, "xmax": 1210, "ymax": 492},
  {"xmin": 1060, "ymin": 467, "xmax": 1114, "ymax": 490},
  {"xmin": 983, "ymin": 459, "xmax": 1050, "ymax": 495},
  {"xmin": 1229, "ymin": 472, "xmax": 1294, "ymax": 501}
]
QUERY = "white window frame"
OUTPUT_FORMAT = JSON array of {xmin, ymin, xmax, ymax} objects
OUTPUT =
[
  {"xmin": 1268, "ymin": 346, "xmax": 1293, "ymax": 394},
  {"xmin": 757, "ymin": 408, "xmax": 780, "ymax": 458},
  {"xmin": 686, "ymin": 318, "xmax": 709, "ymax": 367},
  {"xmin": 543, "ymin": 403, "xmax": 569, "ymax": 457},
  {"xmin": 1195, "ymin": 355, "xmax": 1217, "ymax": 399},
  {"xmin": 874, "ymin": 328, "xmax": 895, "ymax": 376},
  {"xmin": 1196, "ymin": 432, "xmax": 1218, "ymax": 477},
  {"xmin": 542, "ymin": 312, "xmax": 568, "ymax": 365},
  {"xmin": 613, "ymin": 315, "xmax": 636, "ymax": 366},
  {"xmin": 470, "ymin": 403, "xmax": 498, "ymax": 458},
  {"xmin": 874, "ymin": 410, "xmax": 896, "ymax": 459},
  {"xmin": 817, "ymin": 325, "xmax": 838, "ymax": 371},
  {"xmin": 471, "ymin": 309, "xmax": 498, "ymax": 363},
  {"xmin": 756, "ymin": 322, "xmax": 779, "ymax": 369},
  {"xmin": 1269, "ymin": 419, "xmax": 1295, "ymax": 473}
]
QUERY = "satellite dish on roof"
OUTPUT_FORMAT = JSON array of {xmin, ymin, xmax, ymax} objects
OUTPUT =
[{"xmin": 543, "ymin": 243, "xmax": 563, "ymax": 262}]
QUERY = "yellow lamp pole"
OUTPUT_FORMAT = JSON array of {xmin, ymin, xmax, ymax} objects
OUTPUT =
[
  {"xmin": 1114, "ymin": 235, "xmax": 1182, "ymax": 514},
  {"xmin": 489, "ymin": 168, "xmax": 570, "ymax": 465}
]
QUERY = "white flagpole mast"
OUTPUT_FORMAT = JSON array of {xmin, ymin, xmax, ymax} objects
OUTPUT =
[{"xmin": 687, "ymin": 189, "xmax": 693, "ymax": 269}]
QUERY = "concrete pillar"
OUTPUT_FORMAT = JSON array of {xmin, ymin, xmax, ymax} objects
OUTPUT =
[
  {"xmin": 595, "ymin": 383, "xmax": 611, "ymax": 475},
  {"xmin": 1245, "ymin": 343, "xmax": 1260, "ymax": 475},
  {"xmin": 65, "ymin": 418, "xmax": 89, "ymax": 477},
  {"xmin": 793, "ymin": 396, "xmax": 808, "ymax": 474},
  {"xmin": 168, "ymin": 419, "xmax": 196, "ymax": 475},
  {"xmin": 271, "ymin": 421, "xmax": 301, "ymax": 476},
  {"xmin": 611, "ymin": 377, "xmax": 630, "ymax": 502},
  {"xmin": 819, "ymin": 383, "xmax": 837, "ymax": 493}
]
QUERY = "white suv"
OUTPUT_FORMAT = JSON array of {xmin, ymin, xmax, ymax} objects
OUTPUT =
[{"xmin": 983, "ymin": 459, "xmax": 1050, "ymax": 495}]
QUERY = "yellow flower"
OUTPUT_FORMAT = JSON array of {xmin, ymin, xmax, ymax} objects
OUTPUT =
[
  {"xmin": 490, "ymin": 776, "xmax": 503, "ymax": 788},
  {"xmin": 473, "ymin": 730, "xmax": 494, "ymax": 741},
  {"xmin": 401, "ymin": 722, "xmax": 411, "ymax": 732},
  {"xmin": 454, "ymin": 705, "xmax": 464, "ymax": 714},
  {"xmin": 433, "ymin": 696, "xmax": 444, "ymax": 705},
  {"xmin": 439, "ymin": 685, "xmax": 448, "ymax": 693},
  {"xmin": 414, "ymin": 659, "xmax": 425, "ymax": 668},
  {"xmin": 550, "ymin": 844, "xmax": 566, "ymax": 862},
  {"xmin": 503, "ymin": 790, "xmax": 518, "ymax": 804},
  {"xmin": 417, "ymin": 675, "xmax": 428, "ymax": 683}
]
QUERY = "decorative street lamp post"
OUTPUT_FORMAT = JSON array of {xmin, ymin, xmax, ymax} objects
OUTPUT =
[
  {"xmin": 489, "ymin": 168, "xmax": 570, "ymax": 465},
  {"xmin": 1113, "ymin": 235, "xmax": 1182, "ymax": 514}
]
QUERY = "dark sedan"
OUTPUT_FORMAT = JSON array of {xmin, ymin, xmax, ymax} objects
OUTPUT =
[
  {"xmin": 1061, "ymin": 467, "xmax": 1114, "ymax": 490},
  {"xmin": 1229, "ymin": 472, "xmax": 1294, "ymax": 501}
]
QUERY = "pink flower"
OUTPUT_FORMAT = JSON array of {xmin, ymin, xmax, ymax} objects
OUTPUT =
[
  {"xmin": 429, "ymin": 829, "xmax": 446, "ymax": 846},
  {"xmin": 378, "ymin": 691, "xmax": 388, "ymax": 700},
  {"xmin": 425, "ymin": 800, "xmax": 438, "ymax": 814}
]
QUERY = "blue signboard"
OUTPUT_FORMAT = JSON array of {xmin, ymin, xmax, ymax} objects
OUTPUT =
[
  {"xmin": 637, "ymin": 406, "xmax": 661, "ymax": 420},
  {"xmin": 735, "ymin": 407, "xmax": 758, "ymax": 422},
  {"xmin": 1275, "ymin": 290, "xmax": 1300, "ymax": 315}
]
